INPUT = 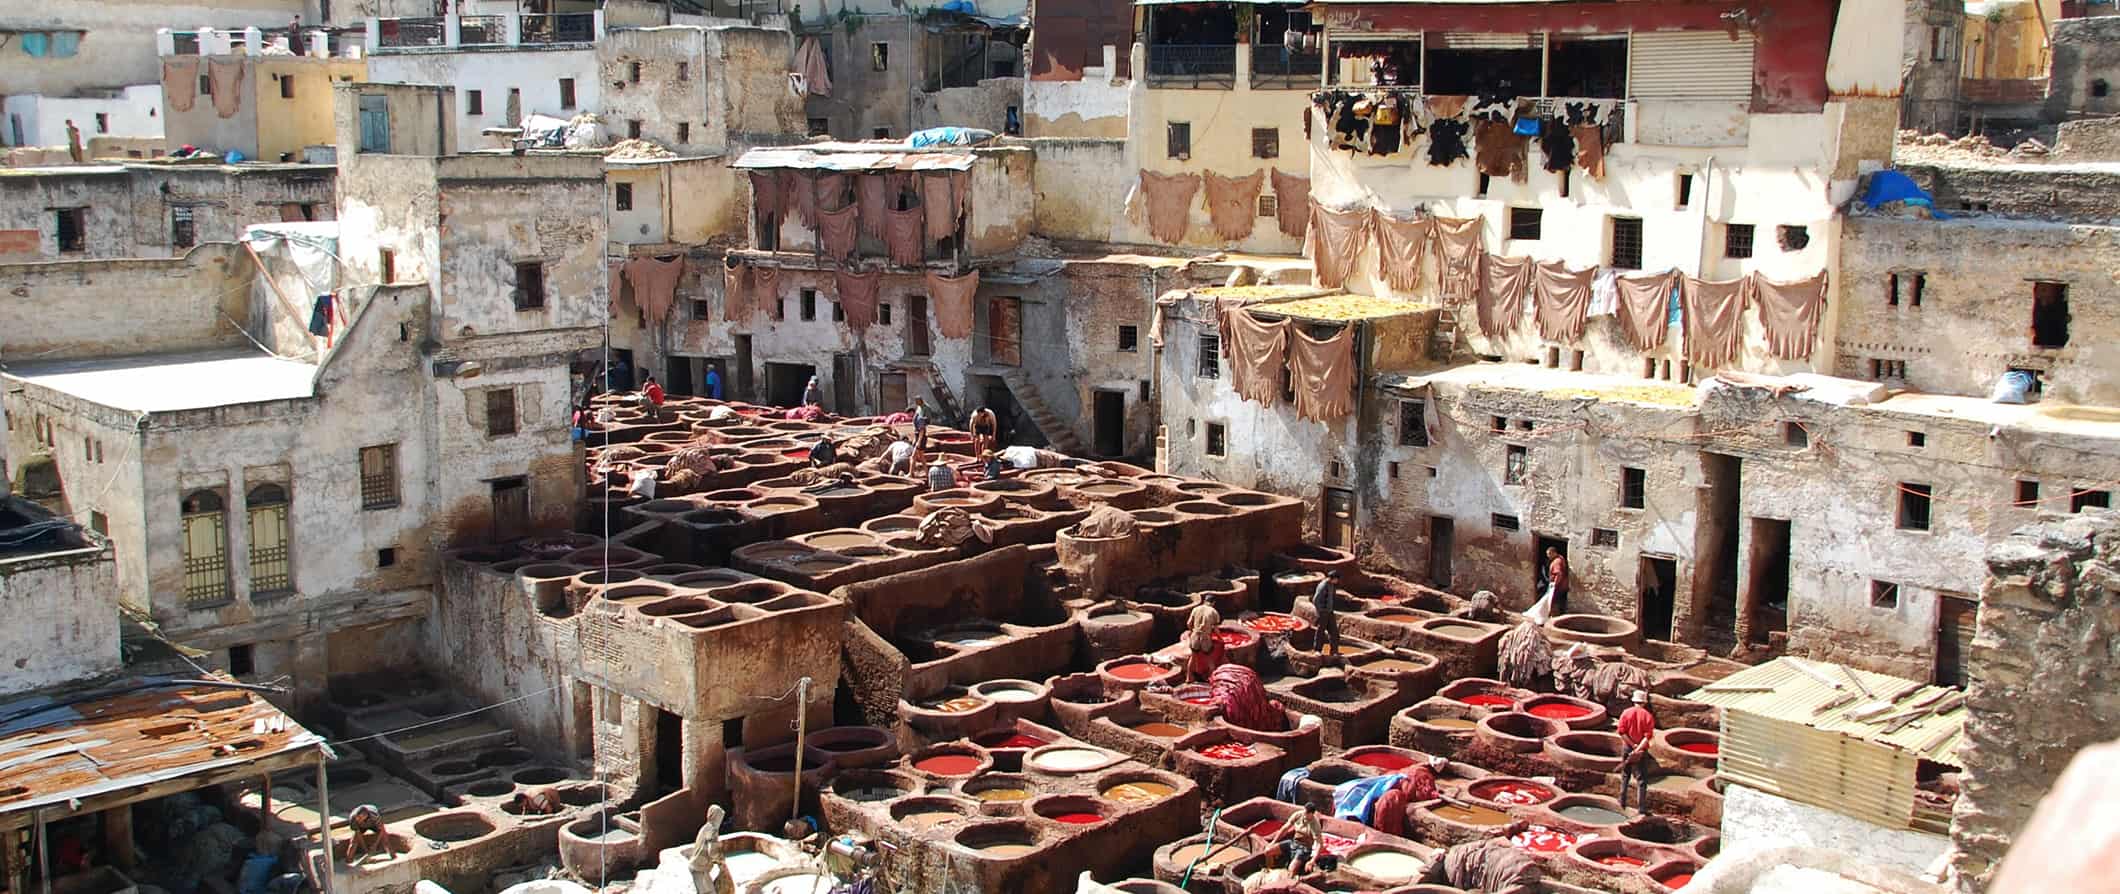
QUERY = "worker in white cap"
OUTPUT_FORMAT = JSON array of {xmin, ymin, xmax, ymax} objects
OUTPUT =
[{"xmin": 1617, "ymin": 688, "xmax": 1658, "ymax": 812}]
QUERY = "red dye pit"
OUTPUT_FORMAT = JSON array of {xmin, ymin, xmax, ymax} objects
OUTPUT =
[
  {"xmin": 1349, "ymin": 752, "xmax": 1415, "ymax": 771},
  {"xmin": 1457, "ymin": 694, "xmax": 1516, "ymax": 708},
  {"xmin": 1181, "ymin": 694, "xmax": 1213, "ymax": 705},
  {"xmin": 1527, "ymin": 702, "xmax": 1593, "ymax": 721},
  {"xmin": 1211, "ymin": 630, "xmax": 1252, "ymax": 647},
  {"xmin": 1051, "ymin": 812, "xmax": 1104, "ymax": 825},
  {"xmin": 1472, "ymin": 781, "xmax": 1554, "ymax": 806},
  {"xmin": 1107, "ymin": 662, "xmax": 1168, "ymax": 681},
  {"xmin": 1246, "ymin": 614, "xmax": 1304, "ymax": 634},
  {"xmin": 1598, "ymin": 855, "xmax": 1648, "ymax": 868},
  {"xmin": 781, "ymin": 448, "xmax": 812, "ymax": 459},
  {"xmin": 1677, "ymin": 742, "xmax": 1720, "ymax": 756},
  {"xmin": 1250, "ymin": 819, "xmax": 1286, "ymax": 838},
  {"xmin": 1510, "ymin": 825, "xmax": 1581, "ymax": 853},
  {"xmin": 913, "ymin": 754, "xmax": 982, "ymax": 776},
  {"xmin": 1661, "ymin": 873, "xmax": 1694, "ymax": 889},
  {"xmin": 977, "ymin": 732, "xmax": 1049, "ymax": 750},
  {"xmin": 1199, "ymin": 742, "xmax": 1257, "ymax": 761}
]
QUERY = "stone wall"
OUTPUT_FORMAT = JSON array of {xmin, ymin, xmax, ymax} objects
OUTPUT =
[
  {"xmin": 2045, "ymin": 17, "xmax": 2120, "ymax": 121},
  {"xmin": 1950, "ymin": 513, "xmax": 2120, "ymax": 888},
  {"xmin": 0, "ymin": 244, "xmax": 251, "ymax": 359}
]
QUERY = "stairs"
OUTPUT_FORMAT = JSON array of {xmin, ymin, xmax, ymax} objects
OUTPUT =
[
  {"xmin": 1000, "ymin": 369, "xmax": 1088, "ymax": 455},
  {"xmin": 893, "ymin": 358, "xmax": 962, "ymax": 424},
  {"xmin": 1429, "ymin": 307, "xmax": 1460, "ymax": 361}
]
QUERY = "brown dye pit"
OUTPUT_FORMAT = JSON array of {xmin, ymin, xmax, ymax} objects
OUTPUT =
[
  {"xmin": 923, "ymin": 696, "xmax": 986, "ymax": 713},
  {"xmin": 1432, "ymin": 803, "xmax": 1513, "ymax": 826},
  {"xmin": 1425, "ymin": 718, "xmax": 1478, "ymax": 730},
  {"xmin": 1360, "ymin": 658, "xmax": 1427, "ymax": 673},
  {"xmin": 1427, "ymin": 622, "xmax": 1485, "ymax": 636},
  {"xmin": 807, "ymin": 532, "xmax": 876, "ymax": 550},
  {"xmin": 901, "ymin": 809, "xmax": 960, "ymax": 829},
  {"xmin": 1130, "ymin": 721, "xmax": 1191, "ymax": 738},
  {"xmin": 1171, "ymin": 842, "xmax": 1245, "ymax": 868}
]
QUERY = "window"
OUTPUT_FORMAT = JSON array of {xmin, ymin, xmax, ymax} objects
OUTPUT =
[
  {"xmin": 357, "ymin": 94, "xmax": 389, "ymax": 153},
  {"xmin": 377, "ymin": 547, "xmax": 398, "ymax": 567},
  {"xmin": 1928, "ymin": 26, "xmax": 1948, "ymax": 62},
  {"xmin": 181, "ymin": 490, "xmax": 230, "ymax": 605},
  {"xmin": 2015, "ymin": 479, "xmax": 2040, "ymax": 507},
  {"xmin": 557, "ymin": 78, "xmax": 576, "ymax": 109},
  {"xmin": 2095, "ymin": 79, "xmax": 2111, "ymax": 98},
  {"xmin": 467, "ymin": 89, "xmax": 483, "ymax": 115},
  {"xmin": 677, "ymin": 62, "xmax": 690, "ymax": 81},
  {"xmin": 1476, "ymin": 173, "xmax": 1491, "ymax": 197},
  {"xmin": 872, "ymin": 127, "xmax": 890, "ymax": 139},
  {"xmin": 229, "ymin": 644, "xmax": 255, "ymax": 676},
  {"xmin": 1251, "ymin": 127, "xmax": 1279, "ymax": 159},
  {"xmin": 379, "ymin": 248, "xmax": 396, "ymax": 283},
  {"xmin": 615, "ymin": 182, "xmax": 634, "ymax": 211},
  {"xmin": 171, "ymin": 206, "xmax": 196, "ymax": 249},
  {"xmin": 1907, "ymin": 431, "xmax": 1927, "ymax": 448},
  {"xmin": 1508, "ymin": 207, "xmax": 1542, "ymax": 241},
  {"xmin": 1910, "ymin": 273, "xmax": 1925, "ymax": 307},
  {"xmin": 831, "ymin": 300, "xmax": 845, "ymax": 322},
  {"xmin": 1871, "ymin": 580, "xmax": 1900, "ymax": 609},
  {"xmin": 1491, "ymin": 513, "xmax": 1520, "ymax": 532},
  {"xmin": 200, "ymin": 74, "xmax": 213, "ymax": 97},
  {"xmin": 486, "ymin": 388, "xmax": 517, "ymax": 436},
  {"xmin": 1676, "ymin": 173, "xmax": 1693, "ymax": 208},
  {"xmin": 1490, "ymin": 415, "xmax": 1507, "ymax": 433},
  {"xmin": 880, "ymin": 303, "xmax": 893, "ymax": 325},
  {"xmin": 1398, "ymin": 400, "xmax": 1428, "ymax": 447},
  {"xmin": 1609, "ymin": 217, "xmax": 1644, "ymax": 269},
  {"xmin": 1330, "ymin": 461, "xmax": 1344, "ymax": 478},
  {"xmin": 1117, "ymin": 325, "xmax": 1139, "ymax": 352},
  {"xmin": 627, "ymin": 119, "xmax": 643, "ymax": 140},
  {"xmin": 808, "ymin": 117, "xmax": 831, "ymax": 136},
  {"xmin": 1389, "ymin": 462, "xmax": 1401, "ymax": 480},
  {"xmin": 359, "ymin": 444, "xmax": 400, "ymax": 509},
  {"xmin": 1504, "ymin": 445, "xmax": 1527, "ymax": 484},
  {"xmin": 1610, "ymin": 467, "xmax": 1645, "ymax": 510},
  {"xmin": 1140, "ymin": 380, "xmax": 1151, "ymax": 402},
  {"xmin": 1591, "ymin": 528, "xmax": 1619, "ymax": 547},
  {"xmin": 1206, "ymin": 422, "xmax": 1227, "ymax": 457},
  {"xmin": 1898, "ymin": 482, "xmax": 1933, "ymax": 531},
  {"xmin": 871, "ymin": 43, "xmax": 889, "ymax": 71},
  {"xmin": 53, "ymin": 208, "xmax": 86, "ymax": 253},
  {"xmin": 1167, "ymin": 121, "xmax": 1191, "ymax": 160},
  {"xmin": 1723, "ymin": 223, "xmax": 1754, "ymax": 259},
  {"xmin": 1197, "ymin": 334, "xmax": 1221, "ymax": 378},
  {"xmin": 1784, "ymin": 422, "xmax": 1808, "ymax": 447},
  {"xmin": 1870, "ymin": 358, "xmax": 1907, "ymax": 380},
  {"xmin": 514, "ymin": 262, "xmax": 545, "ymax": 310},
  {"xmin": 279, "ymin": 74, "xmax": 294, "ymax": 99},
  {"xmin": 246, "ymin": 484, "xmax": 291, "ymax": 595},
  {"xmin": 2032, "ymin": 282, "xmax": 2070, "ymax": 348},
  {"xmin": 628, "ymin": 61, "xmax": 642, "ymax": 83},
  {"xmin": 1777, "ymin": 225, "xmax": 1810, "ymax": 251},
  {"xmin": 677, "ymin": 122, "xmax": 690, "ymax": 143},
  {"xmin": 2072, "ymin": 488, "xmax": 2111, "ymax": 513},
  {"xmin": 693, "ymin": 298, "xmax": 710, "ymax": 319},
  {"xmin": 1258, "ymin": 194, "xmax": 1278, "ymax": 219},
  {"xmin": 800, "ymin": 289, "xmax": 817, "ymax": 321},
  {"xmin": 89, "ymin": 511, "xmax": 107, "ymax": 535}
]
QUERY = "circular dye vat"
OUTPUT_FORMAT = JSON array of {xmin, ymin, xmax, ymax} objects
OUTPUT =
[
  {"xmin": 1102, "ymin": 781, "xmax": 1176, "ymax": 803},
  {"xmin": 1359, "ymin": 657, "xmax": 1427, "ymax": 673},
  {"xmin": 1345, "ymin": 850, "xmax": 1424, "ymax": 882},
  {"xmin": 1131, "ymin": 721, "xmax": 1191, "ymax": 738},
  {"xmin": 1469, "ymin": 780, "xmax": 1554, "ymax": 806},
  {"xmin": 1598, "ymin": 855, "xmax": 1649, "ymax": 868},
  {"xmin": 1169, "ymin": 841, "xmax": 1245, "ymax": 869},
  {"xmin": 977, "ymin": 732, "xmax": 1049, "ymax": 750},
  {"xmin": 838, "ymin": 786, "xmax": 905, "ymax": 802},
  {"xmin": 923, "ymin": 695, "xmax": 986, "ymax": 713},
  {"xmin": 1051, "ymin": 812, "xmax": 1104, "ymax": 825},
  {"xmin": 900, "ymin": 809, "xmax": 959, "ymax": 829},
  {"xmin": 1557, "ymin": 804, "xmax": 1631, "ymax": 825},
  {"xmin": 779, "ymin": 448, "xmax": 811, "ymax": 459},
  {"xmin": 944, "ymin": 633, "xmax": 1001, "ymax": 647},
  {"xmin": 1246, "ymin": 614, "xmax": 1304, "ymax": 634},
  {"xmin": 1348, "ymin": 752, "xmax": 1415, "ymax": 772},
  {"xmin": 970, "ymin": 787, "xmax": 1031, "ymax": 802},
  {"xmin": 723, "ymin": 851, "xmax": 777, "ymax": 883},
  {"xmin": 1430, "ymin": 803, "xmax": 1513, "ymax": 826},
  {"xmin": 1510, "ymin": 824, "xmax": 1583, "ymax": 853},
  {"xmin": 1527, "ymin": 702, "xmax": 1594, "ymax": 721},
  {"xmin": 1677, "ymin": 742, "xmax": 1720, "ymax": 756},
  {"xmin": 1198, "ymin": 742, "xmax": 1256, "ymax": 761},
  {"xmin": 1425, "ymin": 717, "xmax": 1479, "ymax": 730},
  {"xmin": 914, "ymin": 754, "xmax": 983, "ymax": 776},
  {"xmin": 982, "ymin": 686, "xmax": 1042, "ymax": 704},
  {"xmin": 1210, "ymin": 630, "xmax": 1252, "ymax": 647},
  {"xmin": 1106, "ymin": 662, "xmax": 1168, "ymax": 681},
  {"xmin": 761, "ymin": 873, "xmax": 836, "ymax": 893},
  {"xmin": 1661, "ymin": 872, "xmax": 1695, "ymax": 889},
  {"xmin": 976, "ymin": 842, "xmax": 1039, "ymax": 857},
  {"xmin": 1033, "ymin": 747, "xmax": 1112, "ymax": 772},
  {"xmin": 1250, "ymin": 819, "xmax": 1286, "ymax": 838},
  {"xmin": 1427, "ymin": 621, "xmax": 1486, "ymax": 636},
  {"xmin": 1456, "ymin": 694, "xmax": 1517, "ymax": 709}
]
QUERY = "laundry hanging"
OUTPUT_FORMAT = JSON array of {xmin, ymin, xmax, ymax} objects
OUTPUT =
[
  {"xmin": 1477, "ymin": 255, "xmax": 1534, "ymax": 337},
  {"xmin": 921, "ymin": 173, "xmax": 965, "ymax": 243},
  {"xmin": 817, "ymin": 173, "xmax": 851, "ymax": 214},
  {"xmin": 1427, "ymin": 95, "xmax": 1470, "ymax": 118},
  {"xmin": 1203, "ymin": 170, "xmax": 1265, "ymax": 242},
  {"xmin": 834, "ymin": 264, "xmax": 881, "ymax": 332},
  {"xmin": 817, "ymin": 203, "xmax": 859, "ymax": 262},
  {"xmin": 751, "ymin": 171, "xmax": 784, "ymax": 227},
  {"xmin": 856, "ymin": 174, "xmax": 889, "ymax": 240},
  {"xmin": 753, "ymin": 265, "xmax": 782, "ymax": 320},
  {"xmin": 926, "ymin": 269, "xmax": 979, "ymax": 339},
  {"xmin": 607, "ymin": 260, "xmax": 627, "ymax": 316},
  {"xmin": 1138, "ymin": 170, "xmax": 1201, "ymax": 244},
  {"xmin": 1473, "ymin": 120, "xmax": 1528, "ymax": 181},
  {"xmin": 1750, "ymin": 271, "xmax": 1830, "ymax": 360},
  {"xmin": 209, "ymin": 60, "xmax": 245, "ymax": 118},
  {"xmin": 785, "ymin": 170, "xmax": 818, "ymax": 229},
  {"xmin": 1613, "ymin": 271, "xmax": 1680, "ymax": 351},
  {"xmin": 1571, "ymin": 124, "xmax": 1606, "ymax": 179},
  {"xmin": 1221, "ymin": 307, "xmax": 1289, "ymax": 407},
  {"xmin": 1288, "ymin": 323, "xmax": 1356, "ymax": 423},
  {"xmin": 624, "ymin": 256, "xmax": 687, "ymax": 324},
  {"xmin": 883, "ymin": 204, "xmax": 926, "ymax": 266},
  {"xmin": 1681, "ymin": 275, "xmax": 1751, "ymax": 368},
  {"xmin": 1306, "ymin": 202, "xmax": 1372, "ymax": 290},
  {"xmin": 1425, "ymin": 119, "xmax": 1471, "ymax": 166},
  {"xmin": 164, "ymin": 60, "xmax": 199, "ymax": 112},
  {"xmin": 1538, "ymin": 120, "xmax": 1576, "ymax": 173},
  {"xmin": 722, "ymin": 258, "xmax": 748, "ymax": 321},
  {"xmin": 1270, "ymin": 169, "xmax": 1310, "ymax": 239},
  {"xmin": 1532, "ymin": 261, "xmax": 1595, "ymax": 342},
  {"xmin": 1432, "ymin": 216, "xmax": 1484, "ymax": 303},
  {"xmin": 1372, "ymin": 210, "xmax": 1435, "ymax": 292}
]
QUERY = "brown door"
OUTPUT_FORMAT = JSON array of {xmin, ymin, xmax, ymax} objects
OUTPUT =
[
  {"xmin": 879, "ymin": 372, "xmax": 908, "ymax": 414},
  {"xmin": 1936, "ymin": 594, "xmax": 1979, "ymax": 687},
  {"xmin": 490, "ymin": 476, "xmax": 529, "ymax": 541},
  {"xmin": 1428, "ymin": 516, "xmax": 1453, "ymax": 588},
  {"xmin": 987, "ymin": 296, "xmax": 1022, "ymax": 366},
  {"xmin": 832, "ymin": 353, "xmax": 858, "ymax": 414},
  {"xmin": 1322, "ymin": 487, "xmax": 1355, "ymax": 549},
  {"xmin": 907, "ymin": 296, "xmax": 931, "ymax": 357},
  {"xmin": 733, "ymin": 335, "xmax": 754, "ymax": 400}
]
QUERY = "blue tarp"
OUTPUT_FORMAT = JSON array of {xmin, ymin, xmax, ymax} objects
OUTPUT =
[
  {"xmin": 906, "ymin": 126, "xmax": 996, "ymax": 148},
  {"xmin": 1332, "ymin": 773, "xmax": 1403, "ymax": 825},
  {"xmin": 1862, "ymin": 170, "xmax": 1948, "ymax": 218}
]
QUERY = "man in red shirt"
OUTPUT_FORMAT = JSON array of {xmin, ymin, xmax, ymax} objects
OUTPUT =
[
  {"xmin": 1617, "ymin": 689, "xmax": 1656, "ymax": 813},
  {"xmin": 1544, "ymin": 547, "xmax": 1570, "ymax": 615},
  {"xmin": 641, "ymin": 374, "xmax": 666, "ymax": 410}
]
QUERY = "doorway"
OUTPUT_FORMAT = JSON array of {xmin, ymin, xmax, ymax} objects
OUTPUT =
[
  {"xmin": 666, "ymin": 356, "xmax": 697, "ymax": 396},
  {"xmin": 654, "ymin": 708, "xmax": 684, "ymax": 795},
  {"xmin": 976, "ymin": 377, "xmax": 1023, "ymax": 446},
  {"xmin": 832, "ymin": 353, "xmax": 859, "ymax": 414},
  {"xmin": 879, "ymin": 372, "xmax": 908, "ymax": 414},
  {"xmin": 490, "ymin": 476, "xmax": 529, "ymax": 541},
  {"xmin": 1745, "ymin": 518, "xmax": 1792, "ymax": 644},
  {"xmin": 906, "ymin": 296, "xmax": 931, "ymax": 357},
  {"xmin": 1322, "ymin": 487, "xmax": 1355, "ymax": 550},
  {"xmin": 733, "ymin": 336, "xmax": 755, "ymax": 401},
  {"xmin": 987, "ymin": 296, "xmax": 1023, "ymax": 366},
  {"xmin": 1695, "ymin": 452, "xmax": 1743, "ymax": 647},
  {"xmin": 1428, "ymin": 516, "xmax": 1453, "ymax": 589},
  {"xmin": 1533, "ymin": 534, "xmax": 1568, "ymax": 601},
  {"xmin": 1935, "ymin": 593, "xmax": 1978, "ymax": 686},
  {"xmin": 1639, "ymin": 555, "xmax": 1678, "ymax": 641},
  {"xmin": 608, "ymin": 347, "xmax": 636, "ymax": 391},
  {"xmin": 1092, "ymin": 389, "xmax": 1125, "ymax": 457},
  {"xmin": 764, "ymin": 362, "xmax": 816, "ymax": 407},
  {"xmin": 702, "ymin": 357, "xmax": 728, "ymax": 400}
]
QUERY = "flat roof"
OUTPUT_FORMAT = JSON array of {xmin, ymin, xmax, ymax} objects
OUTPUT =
[
  {"xmin": 1393, "ymin": 362, "xmax": 1706, "ymax": 409},
  {"xmin": 1686, "ymin": 656, "xmax": 1965, "ymax": 764},
  {"xmin": 4, "ymin": 349, "xmax": 318, "ymax": 414},
  {"xmin": 0, "ymin": 676, "xmax": 326, "ymax": 823},
  {"xmin": 733, "ymin": 144, "xmax": 977, "ymax": 172}
]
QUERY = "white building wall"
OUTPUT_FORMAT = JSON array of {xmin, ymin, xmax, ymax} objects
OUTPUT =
[
  {"xmin": 2, "ymin": 86, "xmax": 166, "ymax": 147},
  {"xmin": 0, "ymin": 530, "xmax": 119, "ymax": 692},
  {"xmin": 363, "ymin": 48, "xmax": 600, "ymax": 152}
]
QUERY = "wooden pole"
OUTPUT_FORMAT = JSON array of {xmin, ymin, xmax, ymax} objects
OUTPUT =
[{"xmin": 315, "ymin": 753, "xmax": 336, "ymax": 894}]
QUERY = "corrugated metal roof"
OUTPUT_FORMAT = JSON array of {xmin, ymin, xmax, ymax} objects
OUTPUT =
[
  {"xmin": 732, "ymin": 145, "xmax": 976, "ymax": 172},
  {"xmin": 0, "ymin": 676, "xmax": 327, "ymax": 820},
  {"xmin": 1684, "ymin": 657, "xmax": 1965, "ymax": 765}
]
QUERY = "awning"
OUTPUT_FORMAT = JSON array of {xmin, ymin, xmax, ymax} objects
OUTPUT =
[
  {"xmin": 732, "ymin": 144, "xmax": 976, "ymax": 173},
  {"xmin": 1684, "ymin": 657, "xmax": 1966, "ymax": 764}
]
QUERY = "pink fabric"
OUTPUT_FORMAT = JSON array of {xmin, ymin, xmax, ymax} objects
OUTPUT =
[
  {"xmin": 1750, "ymin": 271, "xmax": 1829, "ymax": 360},
  {"xmin": 1139, "ymin": 170, "xmax": 1201, "ymax": 244},
  {"xmin": 856, "ymin": 174, "xmax": 888, "ymax": 239},
  {"xmin": 1681, "ymin": 276, "xmax": 1752, "ymax": 368},
  {"xmin": 1614, "ymin": 271, "xmax": 1679, "ymax": 351},
  {"xmin": 1270, "ymin": 169, "xmax": 1310, "ymax": 239},
  {"xmin": 1477, "ymin": 254, "xmax": 1533, "ymax": 337},
  {"xmin": 722, "ymin": 259, "xmax": 748, "ymax": 322},
  {"xmin": 1372, "ymin": 210, "xmax": 1434, "ymax": 292},
  {"xmin": 817, "ymin": 203, "xmax": 859, "ymax": 262},
  {"xmin": 1532, "ymin": 261, "xmax": 1595, "ymax": 343},
  {"xmin": 753, "ymin": 266, "xmax": 782, "ymax": 320},
  {"xmin": 1433, "ymin": 216, "xmax": 1484, "ymax": 304},
  {"xmin": 921, "ymin": 173, "xmax": 963, "ymax": 243},
  {"xmin": 926, "ymin": 270, "xmax": 979, "ymax": 339},
  {"xmin": 834, "ymin": 265, "xmax": 881, "ymax": 332},
  {"xmin": 1221, "ymin": 307, "xmax": 1289, "ymax": 407},
  {"xmin": 1288, "ymin": 324, "xmax": 1356, "ymax": 423},
  {"xmin": 1306, "ymin": 202, "xmax": 1372, "ymax": 290},
  {"xmin": 1203, "ymin": 170, "xmax": 1264, "ymax": 242},
  {"xmin": 817, "ymin": 173, "xmax": 852, "ymax": 212},
  {"xmin": 785, "ymin": 170, "xmax": 817, "ymax": 229},
  {"xmin": 164, "ymin": 60, "xmax": 199, "ymax": 112},
  {"xmin": 751, "ymin": 172, "xmax": 783, "ymax": 224},
  {"xmin": 624, "ymin": 256, "xmax": 687, "ymax": 324},
  {"xmin": 884, "ymin": 205, "xmax": 926, "ymax": 266}
]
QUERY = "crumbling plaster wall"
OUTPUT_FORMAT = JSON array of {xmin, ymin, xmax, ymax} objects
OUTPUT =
[
  {"xmin": 1024, "ymin": 137, "xmax": 1133, "ymax": 244},
  {"xmin": 0, "ymin": 171, "xmax": 136, "ymax": 259},
  {"xmin": 0, "ymin": 529, "xmax": 118, "ymax": 692},
  {"xmin": 710, "ymin": 27, "xmax": 804, "ymax": 144},
  {"xmin": 1951, "ymin": 512, "xmax": 2120, "ymax": 889},
  {"xmin": 334, "ymin": 155, "xmax": 441, "ymax": 291},
  {"xmin": 434, "ymin": 157, "xmax": 609, "ymax": 337},
  {"xmin": 803, "ymin": 19, "xmax": 917, "ymax": 140},
  {"xmin": 0, "ymin": 167, "xmax": 336, "ymax": 261},
  {"xmin": 967, "ymin": 145, "xmax": 1034, "ymax": 258},
  {"xmin": 431, "ymin": 558, "xmax": 583, "ymax": 748},
  {"xmin": 1024, "ymin": 51, "xmax": 1129, "ymax": 139},
  {"xmin": 0, "ymin": 383, "xmax": 148, "ymax": 616},
  {"xmin": 1900, "ymin": 0, "xmax": 1966, "ymax": 133},
  {"xmin": 2045, "ymin": 17, "xmax": 2120, "ymax": 120},
  {"xmin": 362, "ymin": 49, "xmax": 595, "ymax": 153},
  {"xmin": 913, "ymin": 77, "xmax": 1023, "ymax": 136},
  {"xmin": 1128, "ymin": 61, "xmax": 1310, "ymax": 254},
  {"xmin": 0, "ymin": 245, "xmax": 249, "ymax": 359},
  {"xmin": 598, "ymin": 27, "xmax": 711, "ymax": 153},
  {"xmin": 1836, "ymin": 215, "xmax": 2120, "ymax": 404},
  {"xmin": 1057, "ymin": 259, "xmax": 1183, "ymax": 459}
]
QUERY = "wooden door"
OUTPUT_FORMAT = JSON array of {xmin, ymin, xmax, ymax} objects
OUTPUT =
[
  {"xmin": 879, "ymin": 372, "xmax": 908, "ymax": 414},
  {"xmin": 1428, "ymin": 516, "xmax": 1453, "ymax": 589},
  {"xmin": 1322, "ymin": 487, "xmax": 1355, "ymax": 549},
  {"xmin": 832, "ymin": 353, "xmax": 858, "ymax": 414},
  {"xmin": 987, "ymin": 297, "xmax": 1022, "ymax": 366},
  {"xmin": 1936, "ymin": 594, "xmax": 1979, "ymax": 687}
]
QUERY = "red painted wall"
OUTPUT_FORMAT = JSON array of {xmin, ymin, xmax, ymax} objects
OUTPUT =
[{"xmin": 1316, "ymin": 0, "xmax": 1836, "ymax": 113}]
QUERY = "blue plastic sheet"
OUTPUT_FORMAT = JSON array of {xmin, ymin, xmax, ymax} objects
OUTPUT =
[{"xmin": 1862, "ymin": 170, "xmax": 1948, "ymax": 218}]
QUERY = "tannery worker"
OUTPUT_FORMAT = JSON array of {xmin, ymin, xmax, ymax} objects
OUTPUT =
[
  {"xmin": 925, "ymin": 459, "xmax": 955, "ymax": 493},
  {"xmin": 344, "ymin": 804, "xmax": 390, "ymax": 863},
  {"xmin": 802, "ymin": 376, "xmax": 823, "ymax": 408},
  {"xmin": 884, "ymin": 437, "xmax": 917, "ymax": 476},
  {"xmin": 1259, "ymin": 805, "xmax": 1322, "ymax": 878},
  {"xmin": 1544, "ymin": 547, "xmax": 1570, "ymax": 615},
  {"xmin": 703, "ymin": 365, "xmax": 724, "ymax": 400},
  {"xmin": 1420, "ymin": 839, "xmax": 1541, "ymax": 893},
  {"xmin": 1313, "ymin": 570, "xmax": 1344, "ymax": 661},
  {"xmin": 1617, "ymin": 688, "xmax": 1658, "ymax": 813},
  {"xmin": 508, "ymin": 788, "xmax": 560, "ymax": 816},
  {"xmin": 808, "ymin": 436, "xmax": 839, "ymax": 468},
  {"xmin": 641, "ymin": 374, "xmax": 665, "ymax": 410},
  {"xmin": 981, "ymin": 449, "xmax": 1004, "ymax": 482},
  {"xmin": 910, "ymin": 398, "xmax": 932, "ymax": 442},
  {"xmin": 1183, "ymin": 599, "xmax": 1226, "ymax": 683},
  {"xmin": 1210, "ymin": 664, "xmax": 1289, "ymax": 732},
  {"xmin": 970, "ymin": 405, "xmax": 1000, "ymax": 454},
  {"xmin": 1371, "ymin": 756, "xmax": 1450, "ymax": 838}
]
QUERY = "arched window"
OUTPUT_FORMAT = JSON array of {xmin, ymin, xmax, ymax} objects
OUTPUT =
[
  {"xmin": 247, "ymin": 484, "xmax": 292, "ymax": 595},
  {"xmin": 181, "ymin": 489, "xmax": 229, "ymax": 605}
]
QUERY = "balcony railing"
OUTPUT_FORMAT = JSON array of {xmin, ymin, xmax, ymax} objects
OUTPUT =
[
  {"xmin": 377, "ymin": 16, "xmax": 445, "ymax": 48},
  {"xmin": 520, "ymin": 12, "xmax": 595, "ymax": 45},
  {"xmin": 1147, "ymin": 44, "xmax": 1237, "ymax": 89},
  {"xmin": 458, "ymin": 14, "xmax": 506, "ymax": 46},
  {"xmin": 1250, "ymin": 47, "xmax": 1322, "ymax": 90}
]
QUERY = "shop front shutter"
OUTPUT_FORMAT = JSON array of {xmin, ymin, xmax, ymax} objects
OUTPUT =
[{"xmin": 1628, "ymin": 30, "xmax": 1756, "ymax": 102}]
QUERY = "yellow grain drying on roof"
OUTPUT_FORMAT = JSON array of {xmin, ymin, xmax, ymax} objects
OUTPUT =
[
  {"xmin": 1543, "ymin": 383, "xmax": 1701, "ymax": 407},
  {"xmin": 1265, "ymin": 293, "xmax": 1427, "ymax": 321},
  {"xmin": 1192, "ymin": 284, "xmax": 1331, "ymax": 300}
]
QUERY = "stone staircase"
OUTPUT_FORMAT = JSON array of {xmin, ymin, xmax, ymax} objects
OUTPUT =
[{"xmin": 1001, "ymin": 369, "xmax": 1087, "ymax": 454}]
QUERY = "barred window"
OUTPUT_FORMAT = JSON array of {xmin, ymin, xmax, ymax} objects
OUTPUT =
[
  {"xmin": 360, "ymin": 444, "xmax": 400, "ymax": 509},
  {"xmin": 247, "ymin": 484, "xmax": 292, "ymax": 596},
  {"xmin": 182, "ymin": 490, "xmax": 230, "ymax": 606}
]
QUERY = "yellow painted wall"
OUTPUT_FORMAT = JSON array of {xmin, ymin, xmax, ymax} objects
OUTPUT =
[
  {"xmin": 257, "ymin": 58, "xmax": 367, "ymax": 162},
  {"xmin": 1964, "ymin": 2, "xmax": 2052, "ymax": 80}
]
